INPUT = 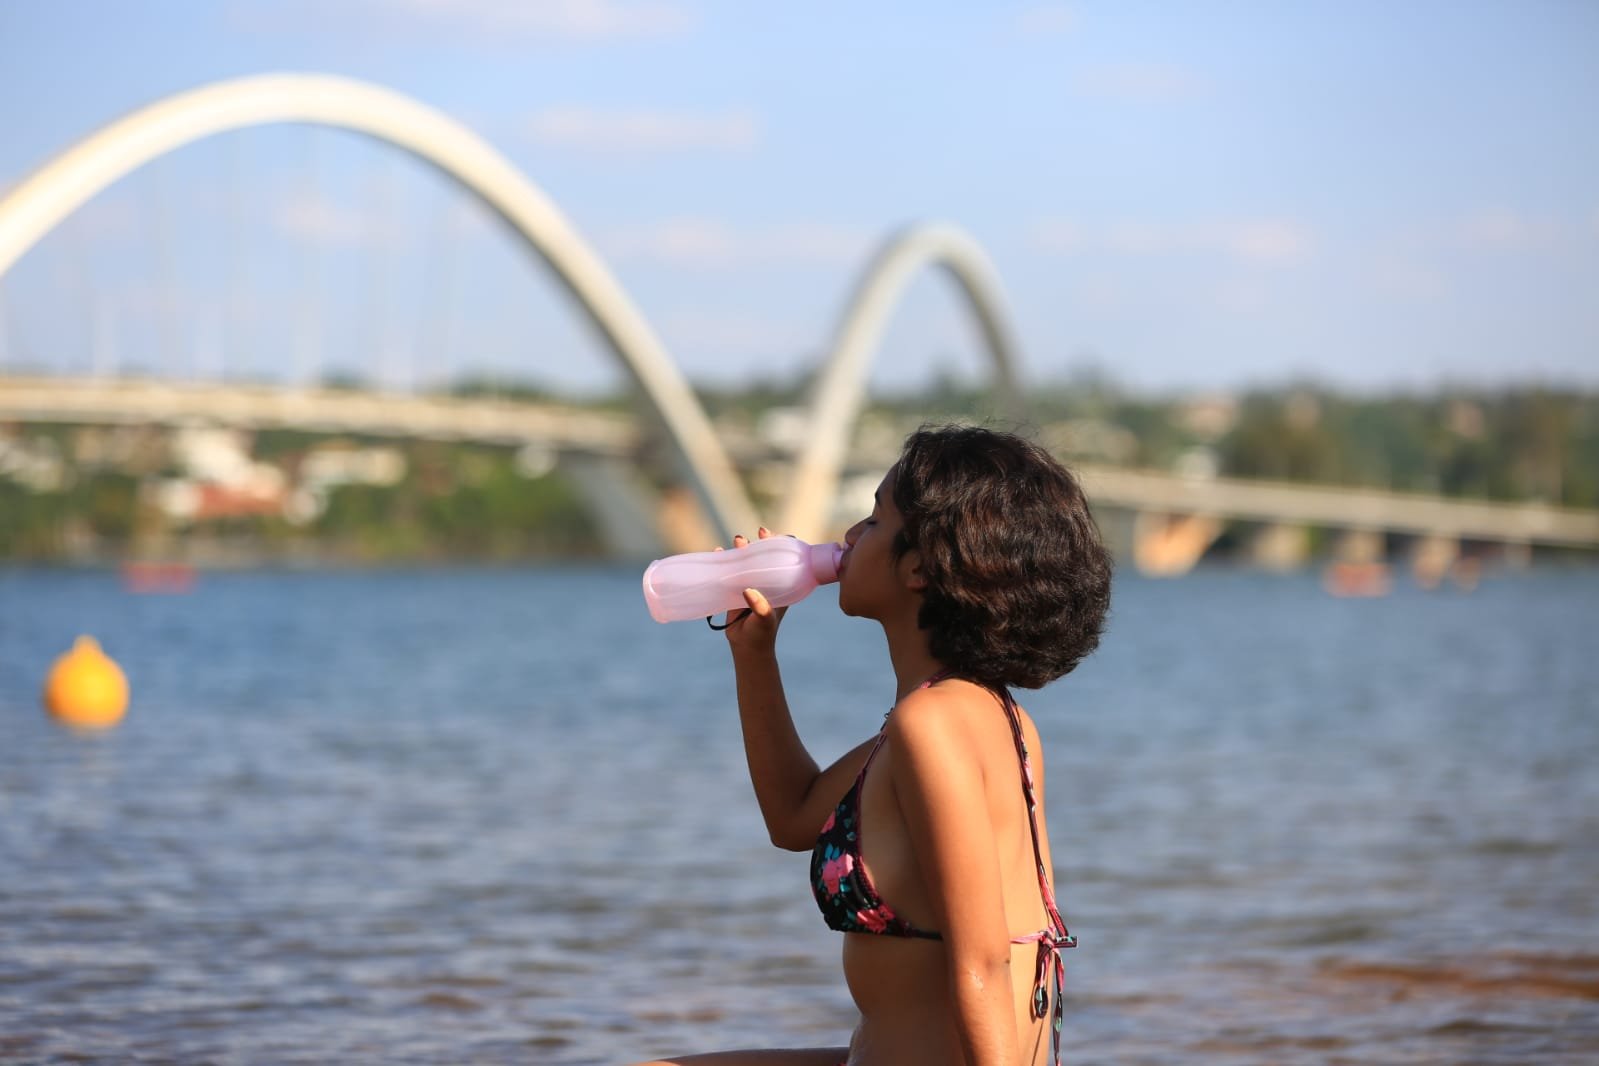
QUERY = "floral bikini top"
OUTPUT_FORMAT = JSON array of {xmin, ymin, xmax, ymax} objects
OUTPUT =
[{"xmin": 809, "ymin": 673, "xmax": 1078, "ymax": 1065}]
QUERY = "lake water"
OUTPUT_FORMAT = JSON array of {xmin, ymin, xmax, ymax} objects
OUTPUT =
[{"xmin": 1, "ymin": 565, "xmax": 1596, "ymax": 1064}]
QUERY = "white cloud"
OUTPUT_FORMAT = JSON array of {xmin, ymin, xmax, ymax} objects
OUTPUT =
[
  {"xmin": 1212, "ymin": 278, "xmax": 1269, "ymax": 314},
  {"xmin": 1072, "ymin": 276, "xmax": 1129, "ymax": 312},
  {"xmin": 1226, "ymin": 221, "xmax": 1313, "ymax": 262},
  {"xmin": 659, "ymin": 308, "xmax": 808, "ymax": 357},
  {"xmin": 606, "ymin": 217, "xmax": 736, "ymax": 264},
  {"xmin": 1369, "ymin": 255, "xmax": 1447, "ymax": 302},
  {"xmin": 1072, "ymin": 62, "xmax": 1209, "ymax": 101},
  {"xmin": 1364, "ymin": 208, "xmax": 1593, "ymax": 263},
  {"xmin": 230, "ymin": 0, "xmax": 693, "ymax": 42},
  {"xmin": 1014, "ymin": 4, "xmax": 1076, "ymax": 36},
  {"xmin": 391, "ymin": 0, "xmax": 693, "ymax": 39},
  {"xmin": 602, "ymin": 218, "xmax": 872, "ymax": 268},
  {"xmin": 442, "ymin": 196, "xmax": 503, "ymax": 241},
  {"xmin": 760, "ymin": 223, "xmax": 876, "ymax": 265},
  {"xmin": 528, "ymin": 105, "xmax": 758, "ymax": 155},
  {"xmin": 275, "ymin": 196, "xmax": 403, "ymax": 249},
  {"xmin": 1452, "ymin": 209, "xmax": 1558, "ymax": 251},
  {"xmin": 1034, "ymin": 218, "xmax": 1313, "ymax": 264}
]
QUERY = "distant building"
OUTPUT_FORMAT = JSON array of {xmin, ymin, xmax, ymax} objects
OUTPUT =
[
  {"xmin": 1175, "ymin": 394, "xmax": 1239, "ymax": 441},
  {"xmin": 170, "ymin": 426, "xmax": 256, "ymax": 485},
  {"xmin": 298, "ymin": 442, "xmax": 406, "ymax": 490},
  {"xmin": 0, "ymin": 432, "xmax": 68, "ymax": 492},
  {"xmin": 157, "ymin": 425, "xmax": 289, "ymax": 523},
  {"xmin": 1448, "ymin": 400, "xmax": 1485, "ymax": 440},
  {"xmin": 70, "ymin": 425, "xmax": 167, "ymax": 473},
  {"xmin": 286, "ymin": 441, "xmax": 408, "ymax": 523}
]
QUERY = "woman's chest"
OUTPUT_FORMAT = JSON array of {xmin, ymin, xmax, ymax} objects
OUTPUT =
[{"xmin": 854, "ymin": 750, "xmax": 936, "ymax": 924}]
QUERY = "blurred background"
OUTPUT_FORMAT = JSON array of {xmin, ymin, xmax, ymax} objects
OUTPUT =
[
  {"xmin": 2, "ymin": 3, "xmax": 1596, "ymax": 1064},
  {"xmin": 2, "ymin": 1, "xmax": 1597, "ymax": 569}
]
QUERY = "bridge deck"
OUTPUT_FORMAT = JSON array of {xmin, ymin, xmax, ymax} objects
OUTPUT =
[{"xmin": 5, "ymin": 375, "xmax": 1597, "ymax": 549}]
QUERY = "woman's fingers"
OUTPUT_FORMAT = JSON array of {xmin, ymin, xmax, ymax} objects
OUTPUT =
[
  {"xmin": 742, "ymin": 586, "xmax": 772, "ymax": 617},
  {"xmin": 725, "ymin": 529, "xmax": 772, "ymax": 549},
  {"xmin": 723, "ymin": 531, "xmax": 781, "ymax": 630}
]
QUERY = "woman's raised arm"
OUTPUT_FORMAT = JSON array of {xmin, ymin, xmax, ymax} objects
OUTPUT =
[{"xmin": 725, "ymin": 530, "xmax": 875, "ymax": 851}]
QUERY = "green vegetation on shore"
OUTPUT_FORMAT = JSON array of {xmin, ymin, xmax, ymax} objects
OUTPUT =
[
  {"xmin": 0, "ymin": 430, "xmax": 594, "ymax": 564},
  {"xmin": 1, "ymin": 376, "xmax": 1594, "ymax": 563},
  {"xmin": 861, "ymin": 373, "xmax": 1598, "ymax": 506}
]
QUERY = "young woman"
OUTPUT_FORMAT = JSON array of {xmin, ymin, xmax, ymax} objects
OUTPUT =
[{"xmin": 637, "ymin": 425, "xmax": 1113, "ymax": 1066}]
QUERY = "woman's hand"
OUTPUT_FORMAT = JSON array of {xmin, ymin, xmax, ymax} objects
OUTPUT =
[{"xmin": 720, "ymin": 527, "xmax": 789, "ymax": 655}]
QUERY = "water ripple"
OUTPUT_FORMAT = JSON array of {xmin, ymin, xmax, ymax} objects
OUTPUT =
[{"xmin": 2, "ymin": 566, "xmax": 1597, "ymax": 1062}]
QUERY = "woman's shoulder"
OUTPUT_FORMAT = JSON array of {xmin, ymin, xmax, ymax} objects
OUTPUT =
[
  {"xmin": 891, "ymin": 680, "xmax": 1045, "ymax": 775},
  {"xmin": 887, "ymin": 679, "xmax": 1022, "ymax": 756}
]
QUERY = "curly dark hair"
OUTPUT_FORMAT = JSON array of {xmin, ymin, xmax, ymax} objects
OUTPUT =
[{"xmin": 890, "ymin": 425, "xmax": 1112, "ymax": 690}]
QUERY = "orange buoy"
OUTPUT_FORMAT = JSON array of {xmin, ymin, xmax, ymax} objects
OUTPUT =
[{"xmin": 43, "ymin": 636, "xmax": 129, "ymax": 730}]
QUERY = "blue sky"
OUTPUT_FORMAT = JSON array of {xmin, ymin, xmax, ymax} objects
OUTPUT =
[{"xmin": 1, "ymin": 1, "xmax": 1596, "ymax": 396}]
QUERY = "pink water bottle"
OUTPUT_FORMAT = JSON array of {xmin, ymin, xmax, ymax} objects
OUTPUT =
[{"xmin": 642, "ymin": 537, "xmax": 845, "ymax": 623}]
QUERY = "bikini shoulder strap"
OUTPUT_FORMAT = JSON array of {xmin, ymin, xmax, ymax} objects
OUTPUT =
[
  {"xmin": 996, "ymin": 688, "xmax": 1073, "ymax": 942},
  {"xmin": 860, "ymin": 669, "xmax": 951, "ymax": 784}
]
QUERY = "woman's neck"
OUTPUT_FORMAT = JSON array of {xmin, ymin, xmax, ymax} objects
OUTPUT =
[{"xmin": 882, "ymin": 613, "xmax": 944, "ymax": 702}]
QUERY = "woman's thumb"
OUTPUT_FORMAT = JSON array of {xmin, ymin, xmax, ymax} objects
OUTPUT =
[{"xmin": 742, "ymin": 587, "xmax": 770, "ymax": 616}]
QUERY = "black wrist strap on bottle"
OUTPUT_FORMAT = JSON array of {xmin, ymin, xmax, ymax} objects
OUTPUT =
[{"xmin": 706, "ymin": 609, "xmax": 753, "ymax": 632}]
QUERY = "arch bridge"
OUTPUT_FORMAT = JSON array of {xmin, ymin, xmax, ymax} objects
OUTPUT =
[
  {"xmin": 3, "ymin": 74, "xmax": 1596, "ymax": 572},
  {"xmin": 0, "ymin": 73, "xmax": 1027, "ymax": 552}
]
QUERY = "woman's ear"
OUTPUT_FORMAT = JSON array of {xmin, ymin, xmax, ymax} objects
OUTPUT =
[{"xmin": 900, "ymin": 549, "xmax": 928, "ymax": 592}]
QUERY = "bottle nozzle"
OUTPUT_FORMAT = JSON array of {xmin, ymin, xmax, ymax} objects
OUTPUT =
[{"xmin": 809, "ymin": 541, "xmax": 845, "ymax": 585}]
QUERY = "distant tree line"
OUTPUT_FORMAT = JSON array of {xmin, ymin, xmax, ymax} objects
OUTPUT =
[
  {"xmin": 867, "ymin": 372, "xmax": 1599, "ymax": 508},
  {"xmin": 1, "ymin": 377, "xmax": 1594, "ymax": 562},
  {"xmin": 0, "ymin": 429, "xmax": 595, "ymax": 563}
]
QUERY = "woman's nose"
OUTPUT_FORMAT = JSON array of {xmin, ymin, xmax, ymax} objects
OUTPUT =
[{"xmin": 843, "ymin": 519, "xmax": 864, "ymax": 545}]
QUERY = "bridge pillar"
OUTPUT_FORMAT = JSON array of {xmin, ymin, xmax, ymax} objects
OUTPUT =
[
  {"xmin": 1132, "ymin": 511, "xmax": 1224, "ymax": 577},
  {"xmin": 1249, "ymin": 522, "xmax": 1310, "ymax": 572},
  {"xmin": 1410, "ymin": 533, "xmax": 1460, "ymax": 589},
  {"xmin": 1332, "ymin": 527, "xmax": 1386, "ymax": 564},
  {"xmin": 653, "ymin": 484, "xmax": 722, "ymax": 555},
  {"xmin": 555, "ymin": 452, "xmax": 668, "ymax": 560},
  {"xmin": 1323, "ymin": 527, "xmax": 1392, "ymax": 597},
  {"xmin": 1087, "ymin": 506, "xmax": 1138, "ymax": 567},
  {"xmin": 1501, "ymin": 538, "xmax": 1532, "ymax": 569}
]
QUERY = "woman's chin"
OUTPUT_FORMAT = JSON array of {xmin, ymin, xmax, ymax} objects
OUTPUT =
[{"xmin": 837, "ymin": 595, "xmax": 874, "ymax": 620}]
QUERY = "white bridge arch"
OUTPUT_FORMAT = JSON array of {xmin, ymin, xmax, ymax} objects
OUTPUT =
[
  {"xmin": 779, "ymin": 223, "xmax": 1026, "ymax": 541},
  {"xmin": 0, "ymin": 72, "xmax": 761, "ymax": 539},
  {"xmin": 0, "ymin": 74, "xmax": 1031, "ymax": 548}
]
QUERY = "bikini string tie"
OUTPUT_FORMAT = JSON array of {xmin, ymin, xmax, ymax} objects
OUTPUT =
[{"xmin": 1015, "ymin": 926, "xmax": 1075, "ymax": 1064}]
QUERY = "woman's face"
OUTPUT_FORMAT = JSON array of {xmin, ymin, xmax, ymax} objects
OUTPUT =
[{"xmin": 837, "ymin": 466, "xmax": 916, "ymax": 619}]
